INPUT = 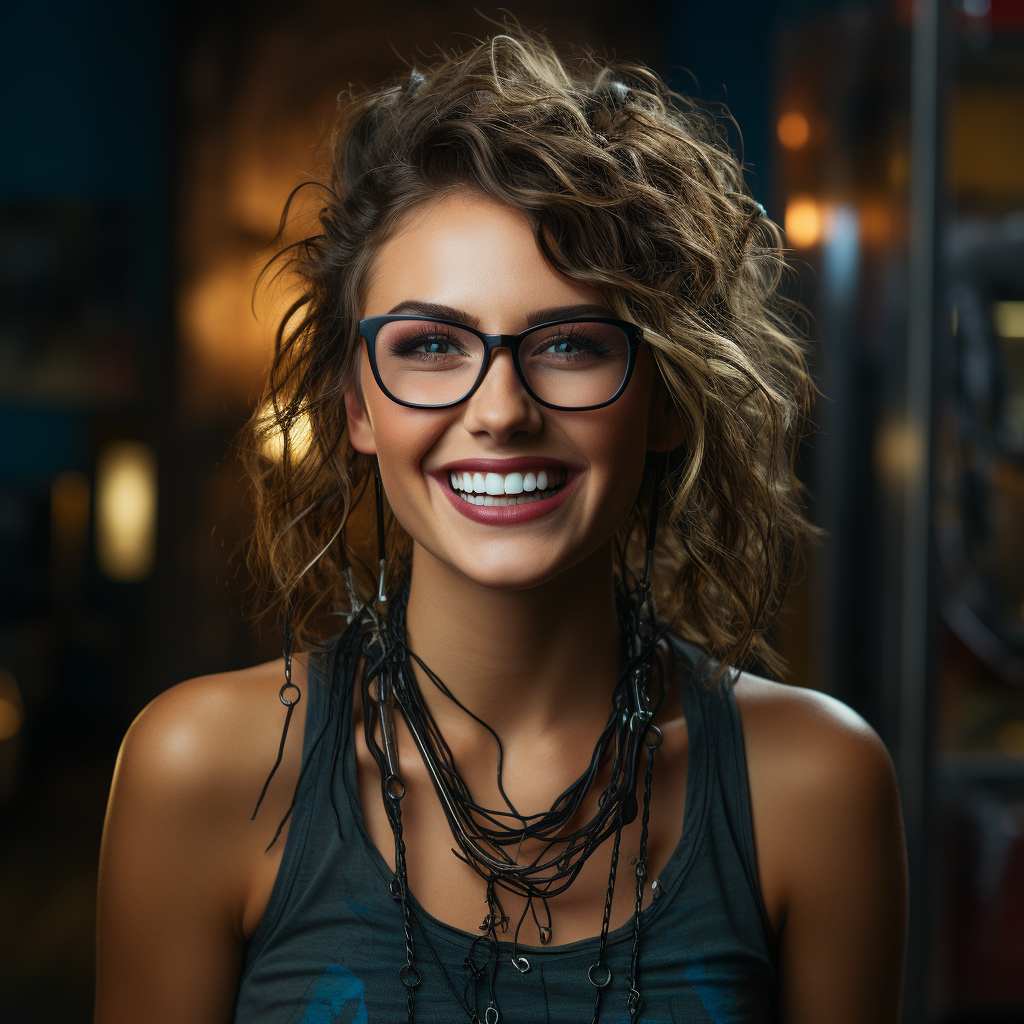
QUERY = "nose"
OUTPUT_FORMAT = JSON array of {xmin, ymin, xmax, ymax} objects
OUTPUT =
[{"xmin": 461, "ymin": 348, "xmax": 542, "ymax": 443}]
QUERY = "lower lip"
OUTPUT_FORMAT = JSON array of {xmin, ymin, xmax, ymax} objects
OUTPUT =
[{"xmin": 439, "ymin": 473, "xmax": 579, "ymax": 525}]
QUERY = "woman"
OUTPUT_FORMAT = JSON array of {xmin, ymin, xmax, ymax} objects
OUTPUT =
[{"xmin": 95, "ymin": 29, "xmax": 907, "ymax": 1024}]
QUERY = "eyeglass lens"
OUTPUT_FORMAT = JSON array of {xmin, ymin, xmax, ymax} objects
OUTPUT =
[{"xmin": 372, "ymin": 320, "xmax": 631, "ymax": 408}]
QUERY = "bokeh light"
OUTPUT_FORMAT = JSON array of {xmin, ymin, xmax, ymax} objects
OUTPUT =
[
  {"xmin": 777, "ymin": 110, "xmax": 810, "ymax": 149},
  {"xmin": 95, "ymin": 442, "xmax": 158, "ymax": 582},
  {"xmin": 784, "ymin": 194, "xmax": 824, "ymax": 248}
]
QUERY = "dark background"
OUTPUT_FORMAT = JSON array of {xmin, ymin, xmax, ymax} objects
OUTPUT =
[{"xmin": 1, "ymin": 1, "xmax": 1023, "ymax": 1021}]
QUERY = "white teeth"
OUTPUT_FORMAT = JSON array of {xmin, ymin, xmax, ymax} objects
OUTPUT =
[{"xmin": 448, "ymin": 467, "xmax": 566, "ymax": 501}]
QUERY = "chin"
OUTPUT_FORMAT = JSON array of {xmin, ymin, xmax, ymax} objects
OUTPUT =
[
  {"xmin": 440, "ymin": 546, "xmax": 572, "ymax": 593},
  {"xmin": 458, "ymin": 562, "xmax": 559, "ymax": 593}
]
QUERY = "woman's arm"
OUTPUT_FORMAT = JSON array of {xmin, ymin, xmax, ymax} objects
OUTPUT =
[
  {"xmin": 95, "ymin": 658, "xmax": 305, "ymax": 1024},
  {"xmin": 734, "ymin": 676, "xmax": 908, "ymax": 1024}
]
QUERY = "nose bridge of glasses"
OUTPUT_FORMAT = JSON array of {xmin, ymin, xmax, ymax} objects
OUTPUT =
[{"xmin": 479, "ymin": 332, "xmax": 521, "ymax": 351}]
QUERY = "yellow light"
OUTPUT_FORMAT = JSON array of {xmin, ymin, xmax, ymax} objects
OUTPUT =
[
  {"xmin": 993, "ymin": 301, "xmax": 1024, "ymax": 339},
  {"xmin": 260, "ymin": 403, "xmax": 313, "ymax": 463},
  {"xmin": 785, "ymin": 195, "xmax": 824, "ymax": 249},
  {"xmin": 875, "ymin": 418, "xmax": 926, "ymax": 486},
  {"xmin": 0, "ymin": 670, "xmax": 23, "ymax": 741},
  {"xmin": 96, "ymin": 442, "xmax": 158, "ymax": 581},
  {"xmin": 777, "ymin": 111, "xmax": 810, "ymax": 150}
]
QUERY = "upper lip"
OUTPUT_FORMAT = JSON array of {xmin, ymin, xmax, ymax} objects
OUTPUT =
[{"xmin": 434, "ymin": 456, "xmax": 577, "ymax": 475}]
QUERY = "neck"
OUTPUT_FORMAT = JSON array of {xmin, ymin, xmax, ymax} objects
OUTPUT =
[{"xmin": 402, "ymin": 541, "xmax": 622, "ymax": 741}]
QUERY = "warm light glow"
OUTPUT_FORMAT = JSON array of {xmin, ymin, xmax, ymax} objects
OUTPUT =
[
  {"xmin": 785, "ymin": 195, "xmax": 824, "ymax": 248},
  {"xmin": 260, "ymin": 403, "xmax": 313, "ymax": 463},
  {"xmin": 875, "ymin": 418, "xmax": 926, "ymax": 486},
  {"xmin": 858, "ymin": 199, "xmax": 892, "ymax": 246},
  {"xmin": 96, "ymin": 442, "xmax": 158, "ymax": 581},
  {"xmin": 0, "ymin": 670, "xmax": 23, "ymax": 741},
  {"xmin": 777, "ymin": 111, "xmax": 810, "ymax": 150},
  {"xmin": 993, "ymin": 301, "xmax": 1024, "ymax": 339}
]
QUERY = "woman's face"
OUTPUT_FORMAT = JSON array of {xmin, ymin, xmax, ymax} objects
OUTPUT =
[{"xmin": 346, "ymin": 190, "xmax": 678, "ymax": 591}]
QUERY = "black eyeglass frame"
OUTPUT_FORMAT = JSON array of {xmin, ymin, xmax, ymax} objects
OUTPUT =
[{"xmin": 358, "ymin": 314, "xmax": 645, "ymax": 412}]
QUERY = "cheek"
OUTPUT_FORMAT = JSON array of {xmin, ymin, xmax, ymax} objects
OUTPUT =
[
  {"xmin": 590, "ymin": 415, "xmax": 649, "ymax": 506},
  {"xmin": 357, "ymin": 357, "xmax": 454, "ymax": 525},
  {"xmin": 369, "ymin": 400, "xmax": 444, "ymax": 487},
  {"xmin": 587, "ymin": 364, "xmax": 655, "ymax": 476},
  {"xmin": 579, "ymin": 371, "xmax": 655, "ymax": 523}
]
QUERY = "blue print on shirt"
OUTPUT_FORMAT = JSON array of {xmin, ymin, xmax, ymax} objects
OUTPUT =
[
  {"xmin": 685, "ymin": 956, "xmax": 742, "ymax": 1023},
  {"xmin": 300, "ymin": 964, "xmax": 368, "ymax": 1024}
]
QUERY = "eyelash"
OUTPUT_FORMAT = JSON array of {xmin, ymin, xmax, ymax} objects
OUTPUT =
[
  {"xmin": 391, "ymin": 329, "xmax": 464, "ymax": 354},
  {"xmin": 534, "ymin": 329, "xmax": 609, "ymax": 356},
  {"xmin": 386, "ymin": 323, "xmax": 612, "ymax": 358}
]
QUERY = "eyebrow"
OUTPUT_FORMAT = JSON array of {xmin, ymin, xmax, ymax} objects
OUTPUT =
[{"xmin": 385, "ymin": 301, "xmax": 616, "ymax": 330}]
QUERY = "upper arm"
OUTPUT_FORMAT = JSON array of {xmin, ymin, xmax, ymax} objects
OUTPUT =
[
  {"xmin": 95, "ymin": 659, "xmax": 304, "ymax": 1024},
  {"xmin": 734, "ymin": 677, "xmax": 908, "ymax": 1024}
]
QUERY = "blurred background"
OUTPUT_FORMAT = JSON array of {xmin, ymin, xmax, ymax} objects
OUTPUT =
[{"xmin": 0, "ymin": 0, "xmax": 1022, "ymax": 1020}]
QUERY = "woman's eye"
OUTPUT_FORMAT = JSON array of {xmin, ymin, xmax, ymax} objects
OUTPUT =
[
  {"xmin": 418, "ymin": 337, "xmax": 453, "ymax": 354},
  {"xmin": 546, "ymin": 339, "xmax": 581, "ymax": 355},
  {"xmin": 537, "ymin": 335, "xmax": 607, "ymax": 358},
  {"xmin": 396, "ymin": 333, "xmax": 464, "ymax": 356}
]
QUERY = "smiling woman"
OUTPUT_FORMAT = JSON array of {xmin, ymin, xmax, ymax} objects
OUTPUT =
[{"xmin": 95, "ymin": 25, "xmax": 907, "ymax": 1024}]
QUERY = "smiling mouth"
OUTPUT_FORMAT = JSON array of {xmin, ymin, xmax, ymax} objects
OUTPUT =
[{"xmin": 447, "ymin": 468, "xmax": 569, "ymax": 506}]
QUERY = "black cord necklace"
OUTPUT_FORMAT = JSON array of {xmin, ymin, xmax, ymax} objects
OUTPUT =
[
  {"xmin": 254, "ymin": 458, "xmax": 670, "ymax": 1024},
  {"xmin": 357, "ymin": 577, "xmax": 666, "ymax": 1024}
]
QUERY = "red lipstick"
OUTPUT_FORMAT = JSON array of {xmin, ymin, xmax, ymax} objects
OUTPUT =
[{"xmin": 433, "ymin": 458, "xmax": 579, "ymax": 525}]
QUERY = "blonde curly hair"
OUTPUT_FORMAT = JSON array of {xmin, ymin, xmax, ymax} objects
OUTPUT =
[{"xmin": 242, "ymin": 27, "xmax": 815, "ymax": 678}]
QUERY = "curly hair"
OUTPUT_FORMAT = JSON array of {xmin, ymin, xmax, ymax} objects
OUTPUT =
[{"xmin": 241, "ymin": 27, "xmax": 815, "ymax": 678}]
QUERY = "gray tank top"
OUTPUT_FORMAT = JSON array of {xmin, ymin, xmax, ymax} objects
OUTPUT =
[{"xmin": 235, "ymin": 631, "xmax": 777, "ymax": 1023}]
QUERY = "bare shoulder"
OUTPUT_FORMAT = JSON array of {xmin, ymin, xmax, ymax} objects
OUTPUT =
[
  {"xmin": 96, "ymin": 656, "xmax": 310, "ymax": 1022},
  {"xmin": 732, "ymin": 672, "xmax": 896, "ymax": 797},
  {"xmin": 111, "ymin": 654, "xmax": 307, "ymax": 842},
  {"xmin": 730, "ymin": 672, "xmax": 905, "ymax": 947}
]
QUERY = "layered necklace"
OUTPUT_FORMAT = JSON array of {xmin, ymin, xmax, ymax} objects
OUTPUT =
[
  {"xmin": 355, "ymin": 576, "xmax": 666, "ymax": 1024},
  {"xmin": 255, "ymin": 460, "xmax": 669, "ymax": 1023}
]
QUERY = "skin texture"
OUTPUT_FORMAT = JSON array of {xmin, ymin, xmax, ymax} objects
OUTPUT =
[{"xmin": 95, "ymin": 192, "xmax": 908, "ymax": 1023}]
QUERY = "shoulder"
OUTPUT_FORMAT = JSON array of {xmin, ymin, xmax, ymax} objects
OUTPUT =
[
  {"xmin": 96, "ymin": 657, "xmax": 311, "ymax": 1021},
  {"xmin": 112, "ymin": 655, "xmax": 308, "ymax": 841},
  {"xmin": 729, "ymin": 672, "xmax": 905, "ymax": 933},
  {"xmin": 731, "ymin": 672, "xmax": 896, "ymax": 801}
]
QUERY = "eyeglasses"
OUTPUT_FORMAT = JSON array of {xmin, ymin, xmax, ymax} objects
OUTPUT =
[{"xmin": 359, "ymin": 315, "xmax": 644, "ymax": 411}]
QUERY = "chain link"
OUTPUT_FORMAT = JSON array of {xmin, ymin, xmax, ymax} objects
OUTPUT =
[{"xmin": 627, "ymin": 728, "xmax": 660, "ymax": 1023}]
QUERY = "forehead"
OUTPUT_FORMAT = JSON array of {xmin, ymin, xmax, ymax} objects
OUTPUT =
[{"xmin": 361, "ymin": 191, "xmax": 604, "ymax": 329}]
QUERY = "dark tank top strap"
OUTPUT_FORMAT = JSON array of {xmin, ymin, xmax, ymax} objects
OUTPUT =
[
  {"xmin": 673, "ymin": 638, "xmax": 775, "ymax": 953},
  {"xmin": 719, "ymin": 674, "xmax": 774, "ymax": 944},
  {"xmin": 241, "ymin": 632, "xmax": 356, "ymax": 969}
]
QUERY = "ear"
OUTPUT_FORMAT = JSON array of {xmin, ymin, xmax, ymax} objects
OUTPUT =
[
  {"xmin": 646, "ymin": 369, "xmax": 685, "ymax": 453},
  {"xmin": 344, "ymin": 369, "xmax": 377, "ymax": 455}
]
